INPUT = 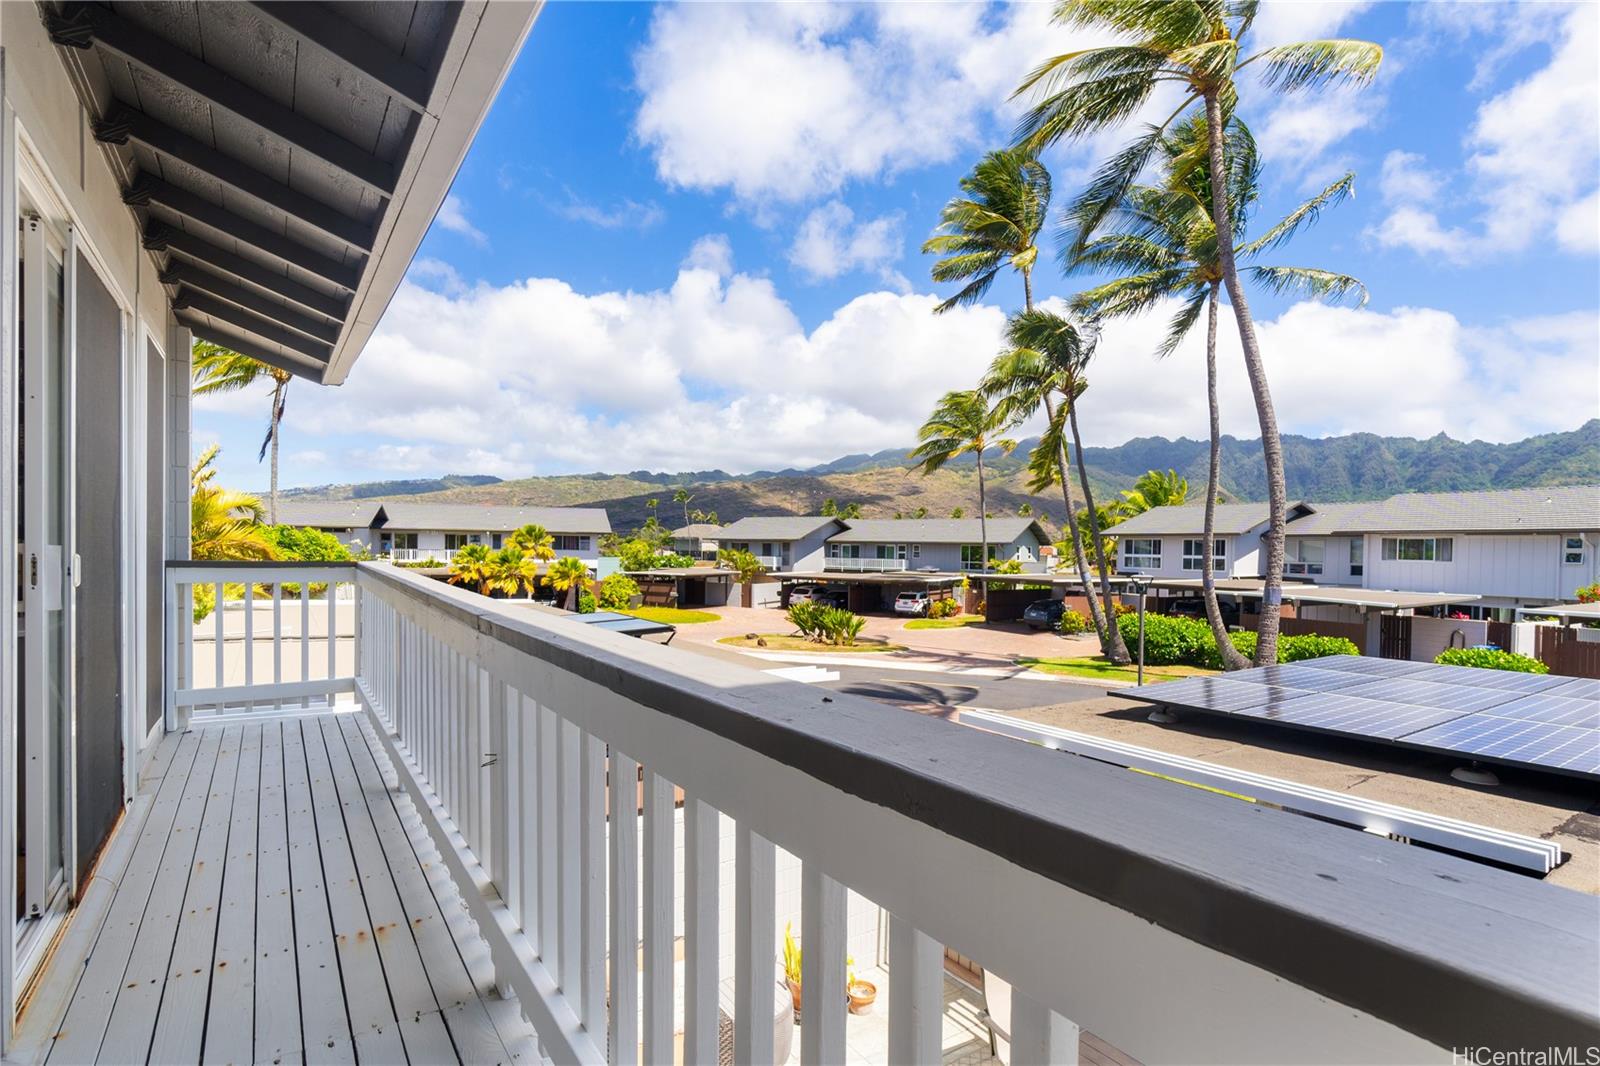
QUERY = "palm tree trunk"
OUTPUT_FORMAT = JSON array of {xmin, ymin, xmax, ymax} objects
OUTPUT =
[
  {"xmin": 1046, "ymin": 396, "xmax": 1110, "ymax": 647},
  {"xmin": 977, "ymin": 451, "xmax": 989, "ymax": 603},
  {"xmin": 268, "ymin": 379, "xmax": 283, "ymax": 525},
  {"xmin": 1068, "ymin": 402, "xmax": 1130, "ymax": 664},
  {"xmin": 1204, "ymin": 91, "xmax": 1286, "ymax": 666},
  {"xmin": 1201, "ymin": 283, "xmax": 1250, "ymax": 670}
]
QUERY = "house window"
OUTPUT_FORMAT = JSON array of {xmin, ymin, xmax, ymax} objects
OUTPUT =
[
  {"xmin": 1122, "ymin": 539, "xmax": 1161, "ymax": 570},
  {"xmin": 830, "ymin": 544, "xmax": 859, "ymax": 559},
  {"xmin": 445, "ymin": 533, "xmax": 470, "ymax": 551},
  {"xmin": 491, "ymin": 533, "xmax": 503, "ymax": 549},
  {"xmin": 911, "ymin": 544, "xmax": 921, "ymax": 559},
  {"xmin": 761, "ymin": 543, "xmax": 774, "ymax": 557},
  {"xmin": 1563, "ymin": 536, "xmax": 1586, "ymax": 565},
  {"xmin": 393, "ymin": 533, "xmax": 418, "ymax": 550},
  {"xmin": 1349, "ymin": 538, "xmax": 1364, "ymax": 577},
  {"xmin": 961, "ymin": 545, "xmax": 995, "ymax": 568},
  {"xmin": 1381, "ymin": 537, "xmax": 1453, "ymax": 562},
  {"xmin": 1283, "ymin": 539, "xmax": 1325, "ymax": 576},
  {"xmin": 1180, "ymin": 539, "xmax": 1225, "ymax": 572},
  {"xmin": 553, "ymin": 535, "xmax": 590, "ymax": 552}
]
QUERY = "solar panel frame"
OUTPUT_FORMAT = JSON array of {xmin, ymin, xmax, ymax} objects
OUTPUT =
[{"xmin": 1123, "ymin": 655, "xmax": 1600, "ymax": 781}]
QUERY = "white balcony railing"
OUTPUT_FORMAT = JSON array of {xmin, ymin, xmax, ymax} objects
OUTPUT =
[
  {"xmin": 388, "ymin": 546, "xmax": 453, "ymax": 563},
  {"xmin": 160, "ymin": 560, "xmax": 1598, "ymax": 1064},
  {"xmin": 823, "ymin": 556, "xmax": 907, "ymax": 572}
]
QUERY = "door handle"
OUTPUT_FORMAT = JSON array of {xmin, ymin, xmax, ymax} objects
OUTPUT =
[
  {"xmin": 30, "ymin": 553, "xmax": 38, "ymax": 588},
  {"xmin": 71, "ymin": 553, "xmax": 82, "ymax": 588}
]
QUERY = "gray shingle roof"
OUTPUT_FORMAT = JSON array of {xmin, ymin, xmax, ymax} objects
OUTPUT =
[
  {"xmin": 274, "ymin": 501, "xmax": 383, "ymax": 529},
  {"xmin": 1278, "ymin": 502, "xmax": 1372, "ymax": 536},
  {"xmin": 1344, "ymin": 485, "xmax": 1599, "ymax": 534},
  {"xmin": 718, "ymin": 516, "xmax": 844, "ymax": 540},
  {"xmin": 1108, "ymin": 503, "xmax": 1287, "ymax": 537},
  {"xmin": 830, "ymin": 518, "xmax": 1049, "ymax": 545},
  {"xmin": 672, "ymin": 524, "xmax": 724, "ymax": 538},
  {"xmin": 375, "ymin": 503, "xmax": 612, "ymax": 534}
]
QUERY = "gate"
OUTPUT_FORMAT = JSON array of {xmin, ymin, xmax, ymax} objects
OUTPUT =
[
  {"xmin": 1380, "ymin": 614, "xmax": 1412, "ymax": 660},
  {"xmin": 1536, "ymin": 626, "xmax": 1600, "ymax": 679}
]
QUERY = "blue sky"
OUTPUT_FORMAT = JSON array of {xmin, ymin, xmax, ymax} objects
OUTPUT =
[{"xmin": 196, "ymin": 1, "xmax": 1600, "ymax": 492}]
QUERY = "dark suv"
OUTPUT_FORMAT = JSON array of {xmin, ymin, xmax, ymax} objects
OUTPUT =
[
  {"xmin": 1168, "ymin": 596, "xmax": 1240, "ymax": 627},
  {"xmin": 1021, "ymin": 599, "xmax": 1065, "ymax": 630}
]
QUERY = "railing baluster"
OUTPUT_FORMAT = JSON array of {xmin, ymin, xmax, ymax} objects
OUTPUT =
[
  {"xmin": 559, "ymin": 718, "xmax": 582, "ymax": 1000},
  {"xmin": 607, "ymin": 752, "xmax": 639, "ymax": 1066},
  {"xmin": 211, "ymin": 580, "xmax": 223, "ymax": 714},
  {"xmin": 465, "ymin": 659, "xmax": 482, "ymax": 851},
  {"xmin": 642, "ymin": 770, "xmax": 674, "ymax": 1066},
  {"xmin": 735, "ymin": 826, "xmax": 776, "ymax": 1066},
  {"xmin": 243, "ymin": 580, "xmax": 254, "ymax": 714},
  {"xmin": 801, "ymin": 866, "xmax": 846, "ymax": 1065},
  {"xmin": 488, "ymin": 676, "xmax": 508, "ymax": 891},
  {"xmin": 538, "ymin": 704, "xmax": 559, "ymax": 976},
  {"xmin": 683, "ymin": 797, "xmax": 719, "ymax": 1066},
  {"xmin": 518, "ymin": 693, "xmax": 539, "ymax": 944},
  {"xmin": 580, "ymin": 732, "xmax": 606, "ymax": 1040},
  {"xmin": 1011, "ymin": 988, "xmax": 1078, "ymax": 1066},
  {"xmin": 271, "ymin": 582, "xmax": 283, "ymax": 712},
  {"xmin": 325, "ymin": 577, "xmax": 336, "ymax": 682},
  {"xmin": 887, "ymin": 914, "xmax": 942, "ymax": 1065},
  {"xmin": 164, "ymin": 575, "xmax": 178, "ymax": 731},
  {"xmin": 300, "ymin": 581, "xmax": 311, "ymax": 690}
]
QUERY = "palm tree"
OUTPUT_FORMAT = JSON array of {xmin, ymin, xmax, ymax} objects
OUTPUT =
[
  {"xmin": 190, "ymin": 444, "xmax": 276, "ymax": 562},
  {"xmin": 1015, "ymin": 0, "xmax": 1381, "ymax": 663},
  {"xmin": 982, "ymin": 311, "xmax": 1129, "ymax": 662},
  {"xmin": 923, "ymin": 146, "xmax": 1052, "ymax": 312},
  {"xmin": 1120, "ymin": 470, "xmax": 1189, "ymax": 516},
  {"xmin": 191, "ymin": 341, "xmax": 294, "ymax": 524},
  {"xmin": 673, "ymin": 488, "xmax": 694, "ymax": 528},
  {"xmin": 547, "ymin": 556, "xmax": 591, "ymax": 612},
  {"xmin": 909, "ymin": 390, "xmax": 1018, "ymax": 579},
  {"xmin": 484, "ymin": 547, "xmax": 539, "ymax": 599},
  {"xmin": 508, "ymin": 522, "xmax": 557, "ymax": 598},
  {"xmin": 1068, "ymin": 115, "xmax": 1365, "ymax": 667},
  {"xmin": 447, "ymin": 543, "xmax": 493, "ymax": 596}
]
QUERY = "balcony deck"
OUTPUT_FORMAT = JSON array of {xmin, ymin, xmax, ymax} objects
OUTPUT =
[{"xmin": 21, "ymin": 711, "xmax": 537, "ymax": 1065}]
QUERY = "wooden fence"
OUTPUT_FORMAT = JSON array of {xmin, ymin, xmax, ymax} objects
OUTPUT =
[{"xmin": 1535, "ymin": 626, "xmax": 1600, "ymax": 679}]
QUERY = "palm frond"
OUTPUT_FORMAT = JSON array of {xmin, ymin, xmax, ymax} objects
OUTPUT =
[
  {"xmin": 1239, "ymin": 171, "xmax": 1355, "ymax": 254},
  {"xmin": 1155, "ymin": 289, "xmax": 1209, "ymax": 359},
  {"xmin": 1247, "ymin": 266, "xmax": 1368, "ymax": 306},
  {"xmin": 1248, "ymin": 39, "xmax": 1383, "ymax": 92}
]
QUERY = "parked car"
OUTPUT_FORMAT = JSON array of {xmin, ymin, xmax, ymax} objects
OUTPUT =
[
  {"xmin": 1168, "ymin": 596, "xmax": 1241, "ymax": 627},
  {"xmin": 813, "ymin": 588, "xmax": 849, "ymax": 610},
  {"xmin": 1022, "ymin": 599, "xmax": 1065, "ymax": 630},
  {"xmin": 894, "ymin": 591, "xmax": 931, "ymax": 616},
  {"xmin": 788, "ymin": 585, "xmax": 822, "ymax": 604}
]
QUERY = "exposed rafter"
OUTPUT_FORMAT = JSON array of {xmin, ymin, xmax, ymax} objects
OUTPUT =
[
  {"xmin": 246, "ymin": 2, "xmax": 435, "ymax": 113},
  {"xmin": 92, "ymin": 107, "xmax": 376, "ymax": 252},
  {"xmin": 176, "ymin": 313, "xmax": 328, "ymax": 379},
  {"xmin": 49, "ymin": 3, "xmax": 397, "ymax": 195},
  {"xmin": 126, "ymin": 177, "xmax": 361, "ymax": 292},
  {"xmin": 143, "ymin": 223, "xmax": 349, "ymax": 322},
  {"xmin": 174, "ymin": 290, "xmax": 334, "ymax": 363},
  {"xmin": 159, "ymin": 261, "xmax": 342, "ymax": 347}
]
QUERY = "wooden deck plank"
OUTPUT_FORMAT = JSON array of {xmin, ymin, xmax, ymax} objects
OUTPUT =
[
  {"xmin": 359, "ymin": 713, "xmax": 542, "ymax": 1064},
  {"xmin": 253, "ymin": 719, "xmax": 305, "ymax": 1065},
  {"xmin": 200, "ymin": 722, "xmax": 264, "ymax": 1066},
  {"xmin": 44, "ymin": 731, "xmax": 202, "ymax": 1065},
  {"xmin": 146, "ymin": 724, "xmax": 246, "ymax": 1064},
  {"xmin": 298, "ymin": 718, "xmax": 407, "ymax": 1064},
  {"xmin": 316, "ymin": 715, "xmax": 459, "ymax": 1064},
  {"xmin": 337, "ymin": 713, "xmax": 521, "ymax": 1065},
  {"xmin": 282, "ymin": 716, "xmax": 357, "ymax": 1064},
  {"xmin": 96, "ymin": 727, "xmax": 230, "ymax": 1061}
]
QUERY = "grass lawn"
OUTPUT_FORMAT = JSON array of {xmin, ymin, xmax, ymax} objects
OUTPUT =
[
  {"xmin": 1014, "ymin": 656, "xmax": 1218, "ymax": 683},
  {"xmin": 621, "ymin": 607, "xmax": 721, "ymax": 624},
  {"xmin": 718, "ymin": 634, "xmax": 908, "ymax": 653},
  {"xmin": 904, "ymin": 615, "xmax": 987, "ymax": 630}
]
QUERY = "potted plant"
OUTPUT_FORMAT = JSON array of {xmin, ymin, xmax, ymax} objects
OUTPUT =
[
  {"xmin": 782, "ymin": 923, "xmax": 803, "ymax": 1019},
  {"xmin": 846, "ymin": 956, "xmax": 876, "ymax": 1014}
]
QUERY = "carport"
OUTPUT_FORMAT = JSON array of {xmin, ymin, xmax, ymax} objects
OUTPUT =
[
  {"xmin": 979, "ymin": 573, "xmax": 1134, "ymax": 622},
  {"xmin": 625, "ymin": 567, "xmax": 735, "ymax": 608},
  {"xmin": 772, "ymin": 572, "xmax": 961, "ymax": 613}
]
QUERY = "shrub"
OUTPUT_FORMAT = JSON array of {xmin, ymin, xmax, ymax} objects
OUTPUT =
[
  {"xmin": 1194, "ymin": 630, "xmax": 1256, "ymax": 669},
  {"xmin": 1116, "ymin": 612, "xmax": 1209, "ymax": 666},
  {"xmin": 787, "ymin": 602, "xmax": 865, "ymax": 645},
  {"xmin": 928, "ymin": 598, "xmax": 959, "ymax": 619},
  {"xmin": 1576, "ymin": 582, "xmax": 1599, "ymax": 604},
  {"xmin": 1112, "ymin": 601, "xmax": 1135, "ymax": 617},
  {"xmin": 577, "ymin": 589, "xmax": 597, "ymax": 614},
  {"xmin": 1435, "ymin": 647, "xmax": 1548, "ymax": 673},
  {"xmin": 598, "ymin": 573, "xmax": 640, "ymax": 610},
  {"xmin": 1279, "ymin": 634, "xmax": 1360, "ymax": 662},
  {"xmin": 1057, "ymin": 609, "xmax": 1089, "ymax": 635}
]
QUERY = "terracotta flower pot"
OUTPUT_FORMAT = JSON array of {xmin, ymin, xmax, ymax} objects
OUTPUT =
[
  {"xmin": 788, "ymin": 977, "xmax": 802, "ymax": 1018},
  {"xmin": 847, "ymin": 980, "xmax": 876, "ymax": 1014}
]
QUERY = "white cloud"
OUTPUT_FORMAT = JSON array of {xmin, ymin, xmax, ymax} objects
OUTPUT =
[
  {"xmin": 1370, "ymin": 3, "xmax": 1598, "ymax": 261},
  {"xmin": 434, "ymin": 195, "xmax": 488, "ymax": 247},
  {"xmin": 788, "ymin": 201, "xmax": 906, "ymax": 286},
  {"xmin": 631, "ymin": 3, "xmax": 1094, "ymax": 203},
  {"xmin": 269, "ymin": 241, "xmax": 1596, "ymax": 481},
  {"xmin": 550, "ymin": 190, "xmax": 665, "ymax": 230},
  {"xmin": 1250, "ymin": 1, "xmax": 1375, "ymax": 50},
  {"xmin": 1378, "ymin": 150, "xmax": 1442, "ymax": 202}
]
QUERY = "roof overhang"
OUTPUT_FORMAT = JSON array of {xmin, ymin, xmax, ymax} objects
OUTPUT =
[
  {"xmin": 1517, "ymin": 601, "xmax": 1600, "ymax": 620},
  {"xmin": 46, "ymin": 0, "xmax": 537, "ymax": 385},
  {"xmin": 1146, "ymin": 578, "xmax": 1481, "ymax": 612}
]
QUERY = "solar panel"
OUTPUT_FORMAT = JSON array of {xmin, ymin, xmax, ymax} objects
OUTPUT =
[
  {"xmin": 1294, "ymin": 656, "xmax": 1437, "ymax": 679},
  {"xmin": 1123, "ymin": 655, "xmax": 1600, "ymax": 780}
]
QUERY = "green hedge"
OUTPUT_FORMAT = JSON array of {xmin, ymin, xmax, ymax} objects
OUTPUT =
[
  {"xmin": 1434, "ymin": 647, "xmax": 1549, "ymax": 673},
  {"xmin": 1117, "ymin": 614, "xmax": 1360, "ymax": 668}
]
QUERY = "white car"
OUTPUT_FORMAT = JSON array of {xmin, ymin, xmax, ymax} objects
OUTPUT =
[
  {"xmin": 788, "ymin": 585, "xmax": 822, "ymax": 604},
  {"xmin": 893, "ymin": 591, "xmax": 931, "ymax": 616}
]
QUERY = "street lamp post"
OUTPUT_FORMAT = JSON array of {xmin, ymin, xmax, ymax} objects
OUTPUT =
[{"xmin": 1130, "ymin": 574, "xmax": 1178, "ymax": 723}]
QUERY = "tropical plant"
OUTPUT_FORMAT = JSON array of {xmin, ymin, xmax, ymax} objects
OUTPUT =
[
  {"xmin": 929, "ymin": 598, "xmax": 960, "ymax": 619},
  {"xmin": 191, "ymin": 341, "xmax": 293, "ymax": 524},
  {"xmin": 484, "ymin": 547, "xmax": 540, "ymax": 598},
  {"xmin": 189, "ymin": 445, "xmax": 277, "ymax": 621},
  {"xmin": 924, "ymin": 145, "xmax": 1052, "ymax": 312},
  {"xmin": 447, "ymin": 543, "xmax": 493, "ymax": 595},
  {"xmin": 984, "ymin": 311, "xmax": 1129, "ymax": 662},
  {"xmin": 547, "ymin": 556, "xmax": 592, "ymax": 612},
  {"xmin": 988, "ymin": 557, "xmax": 1025, "ymax": 575},
  {"xmin": 510, "ymin": 523, "xmax": 556, "ymax": 562},
  {"xmin": 1119, "ymin": 470, "xmax": 1189, "ymax": 515},
  {"xmin": 1057, "ymin": 608, "xmax": 1090, "ymax": 635},
  {"xmin": 264, "ymin": 524, "xmax": 351, "ymax": 598},
  {"xmin": 1015, "ymin": 0, "xmax": 1382, "ymax": 664},
  {"xmin": 910, "ymin": 389, "xmax": 1018, "ymax": 581},
  {"xmin": 598, "ymin": 573, "xmax": 641, "ymax": 610},
  {"xmin": 673, "ymin": 487, "xmax": 695, "ymax": 528},
  {"xmin": 1067, "ymin": 116, "xmax": 1364, "ymax": 668},
  {"xmin": 950, "ymin": 507, "xmax": 965, "ymax": 519},
  {"xmin": 719, "ymin": 548, "xmax": 766, "ymax": 583},
  {"xmin": 782, "ymin": 923, "xmax": 803, "ymax": 990},
  {"xmin": 1435, "ymin": 647, "xmax": 1549, "ymax": 674},
  {"xmin": 838, "ymin": 502, "xmax": 863, "ymax": 519}
]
